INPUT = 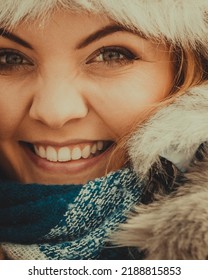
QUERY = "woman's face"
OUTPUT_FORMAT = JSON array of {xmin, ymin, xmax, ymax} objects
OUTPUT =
[{"xmin": 0, "ymin": 11, "xmax": 174, "ymax": 184}]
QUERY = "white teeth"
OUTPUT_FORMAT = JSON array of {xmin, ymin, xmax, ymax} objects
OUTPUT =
[
  {"xmin": 82, "ymin": 145, "xmax": 91, "ymax": 159},
  {"xmin": 91, "ymin": 144, "xmax": 97, "ymax": 154},
  {"xmin": 97, "ymin": 141, "xmax": 104, "ymax": 151},
  {"xmin": 71, "ymin": 147, "xmax": 82, "ymax": 160},
  {"xmin": 33, "ymin": 140, "xmax": 106, "ymax": 162},
  {"xmin": 39, "ymin": 146, "xmax": 46, "ymax": 158},
  {"xmin": 46, "ymin": 146, "xmax": 57, "ymax": 162},
  {"xmin": 58, "ymin": 147, "xmax": 71, "ymax": 162},
  {"xmin": 34, "ymin": 145, "xmax": 39, "ymax": 156}
]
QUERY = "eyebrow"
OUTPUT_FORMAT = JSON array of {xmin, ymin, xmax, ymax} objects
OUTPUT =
[
  {"xmin": 0, "ymin": 24, "xmax": 144, "ymax": 51},
  {"xmin": 0, "ymin": 28, "xmax": 33, "ymax": 49},
  {"xmin": 76, "ymin": 24, "xmax": 144, "ymax": 49}
]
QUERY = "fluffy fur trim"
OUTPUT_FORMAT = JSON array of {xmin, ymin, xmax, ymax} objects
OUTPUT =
[
  {"xmin": 128, "ymin": 83, "xmax": 208, "ymax": 178},
  {"xmin": 0, "ymin": 246, "xmax": 4, "ymax": 259},
  {"xmin": 112, "ymin": 153, "xmax": 208, "ymax": 259},
  {"xmin": 97, "ymin": 0, "xmax": 208, "ymax": 50},
  {"xmin": 111, "ymin": 83, "xmax": 208, "ymax": 259}
]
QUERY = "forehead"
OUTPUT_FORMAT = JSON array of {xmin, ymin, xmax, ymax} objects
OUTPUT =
[
  {"xmin": 14, "ymin": 11, "xmax": 112, "ymax": 35},
  {"xmin": 1, "ymin": 11, "xmax": 115, "ymax": 53}
]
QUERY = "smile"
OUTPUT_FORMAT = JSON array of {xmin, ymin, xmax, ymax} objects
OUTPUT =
[
  {"xmin": 23, "ymin": 140, "xmax": 114, "ymax": 163},
  {"xmin": 33, "ymin": 141, "xmax": 111, "ymax": 162},
  {"xmin": 20, "ymin": 140, "xmax": 115, "ymax": 178}
]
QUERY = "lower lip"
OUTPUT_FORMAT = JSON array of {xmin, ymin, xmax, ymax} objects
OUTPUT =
[{"xmin": 22, "ymin": 143, "xmax": 114, "ymax": 174}]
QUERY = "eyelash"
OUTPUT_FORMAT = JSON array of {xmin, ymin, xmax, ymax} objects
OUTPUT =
[{"xmin": 86, "ymin": 46, "xmax": 139, "ymax": 66}]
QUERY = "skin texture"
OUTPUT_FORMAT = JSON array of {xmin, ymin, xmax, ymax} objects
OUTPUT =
[{"xmin": 0, "ymin": 11, "xmax": 174, "ymax": 184}]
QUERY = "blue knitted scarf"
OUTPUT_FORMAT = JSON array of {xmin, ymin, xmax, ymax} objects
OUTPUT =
[{"xmin": 0, "ymin": 167, "xmax": 144, "ymax": 260}]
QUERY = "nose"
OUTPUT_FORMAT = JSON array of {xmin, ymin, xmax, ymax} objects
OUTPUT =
[{"xmin": 29, "ymin": 77, "xmax": 88, "ymax": 129}]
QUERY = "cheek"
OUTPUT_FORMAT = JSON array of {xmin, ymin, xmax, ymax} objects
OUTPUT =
[
  {"xmin": 0, "ymin": 83, "xmax": 30, "ymax": 139},
  {"xmin": 0, "ymin": 103, "xmax": 22, "ymax": 140},
  {"xmin": 88, "ymin": 63, "xmax": 173, "ymax": 137}
]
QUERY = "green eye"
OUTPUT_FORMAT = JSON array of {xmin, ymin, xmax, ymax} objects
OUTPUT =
[
  {"xmin": 86, "ymin": 46, "xmax": 138, "ymax": 65},
  {"xmin": 97, "ymin": 50, "xmax": 126, "ymax": 62},
  {"xmin": 0, "ymin": 51, "xmax": 32, "ymax": 65},
  {"xmin": 0, "ymin": 49, "xmax": 34, "ymax": 75},
  {"xmin": 1, "ymin": 53, "xmax": 24, "ymax": 64}
]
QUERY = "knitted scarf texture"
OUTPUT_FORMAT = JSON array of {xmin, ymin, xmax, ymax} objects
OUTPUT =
[{"xmin": 0, "ymin": 168, "xmax": 144, "ymax": 260}]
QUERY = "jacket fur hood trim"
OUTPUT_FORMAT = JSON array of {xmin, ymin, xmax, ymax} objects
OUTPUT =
[
  {"xmin": 112, "ymin": 83, "xmax": 208, "ymax": 260},
  {"xmin": 129, "ymin": 83, "xmax": 208, "ymax": 178}
]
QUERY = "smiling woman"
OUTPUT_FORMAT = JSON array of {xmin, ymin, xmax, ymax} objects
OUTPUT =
[
  {"xmin": 0, "ymin": 10, "xmax": 174, "ymax": 185},
  {"xmin": 0, "ymin": 0, "xmax": 208, "ymax": 260}
]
